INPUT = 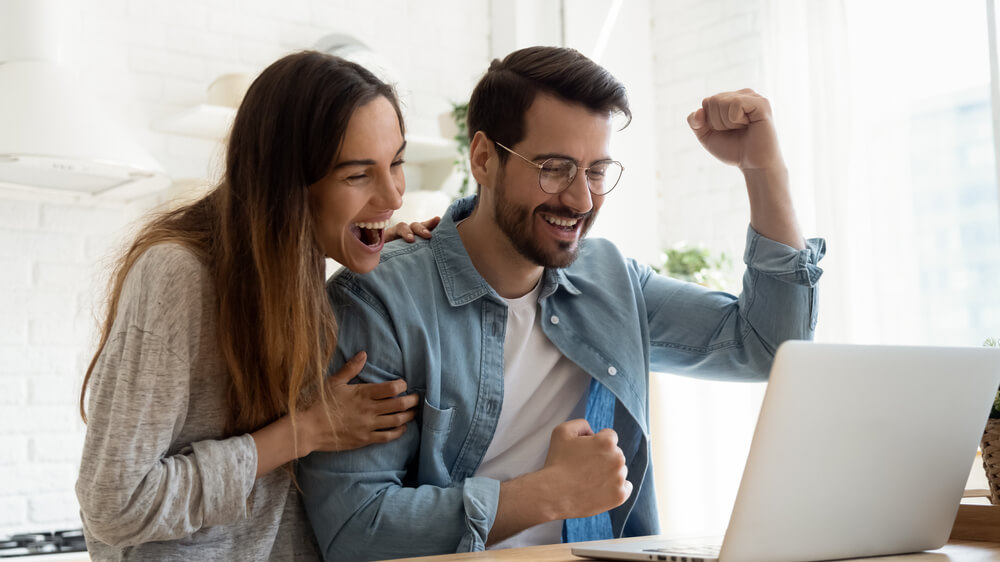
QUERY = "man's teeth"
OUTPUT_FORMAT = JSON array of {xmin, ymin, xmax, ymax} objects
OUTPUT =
[
  {"xmin": 354, "ymin": 219, "xmax": 391, "ymax": 229},
  {"xmin": 544, "ymin": 216, "xmax": 579, "ymax": 227}
]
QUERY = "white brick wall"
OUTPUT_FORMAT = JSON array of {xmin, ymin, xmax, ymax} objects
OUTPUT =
[
  {"xmin": 648, "ymin": 0, "xmax": 798, "ymax": 539},
  {"xmin": 0, "ymin": 191, "xmax": 132, "ymax": 537},
  {"xmin": 651, "ymin": 0, "xmax": 768, "ymax": 263},
  {"xmin": 1, "ymin": 0, "xmax": 491, "ymax": 536}
]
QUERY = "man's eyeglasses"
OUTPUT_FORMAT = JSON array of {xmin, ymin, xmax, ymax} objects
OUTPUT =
[{"xmin": 494, "ymin": 141, "xmax": 624, "ymax": 196}]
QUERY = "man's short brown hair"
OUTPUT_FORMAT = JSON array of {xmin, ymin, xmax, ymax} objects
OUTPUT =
[{"xmin": 466, "ymin": 46, "xmax": 631, "ymax": 168}]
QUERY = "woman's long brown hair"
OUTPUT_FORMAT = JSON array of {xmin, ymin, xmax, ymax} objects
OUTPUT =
[{"xmin": 79, "ymin": 51, "xmax": 404, "ymax": 441}]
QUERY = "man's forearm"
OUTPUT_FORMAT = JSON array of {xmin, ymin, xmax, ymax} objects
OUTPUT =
[
  {"xmin": 743, "ymin": 166, "xmax": 806, "ymax": 250},
  {"xmin": 488, "ymin": 424, "xmax": 633, "ymax": 545},
  {"xmin": 488, "ymin": 472, "xmax": 561, "ymax": 545}
]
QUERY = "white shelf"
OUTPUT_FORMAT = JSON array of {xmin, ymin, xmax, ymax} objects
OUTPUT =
[
  {"xmin": 154, "ymin": 105, "xmax": 460, "ymax": 196},
  {"xmin": 155, "ymin": 106, "xmax": 457, "ymax": 164},
  {"xmin": 405, "ymin": 135, "xmax": 458, "ymax": 163},
  {"xmin": 154, "ymin": 104, "xmax": 236, "ymax": 141}
]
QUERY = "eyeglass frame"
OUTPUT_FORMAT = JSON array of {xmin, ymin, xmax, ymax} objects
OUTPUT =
[{"xmin": 493, "ymin": 141, "xmax": 624, "ymax": 196}]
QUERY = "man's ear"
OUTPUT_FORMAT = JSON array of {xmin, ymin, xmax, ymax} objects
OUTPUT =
[{"xmin": 469, "ymin": 131, "xmax": 494, "ymax": 188}]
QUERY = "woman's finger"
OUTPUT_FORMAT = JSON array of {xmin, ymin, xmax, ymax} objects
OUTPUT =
[
  {"xmin": 364, "ymin": 378, "xmax": 408, "ymax": 400},
  {"xmin": 373, "ymin": 392, "xmax": 421, "ymax": 415},
  {"xmin": 328, "ymin": 351, "xmax": 367, "ymax": 386},
  {"xmin": 371, "ymin": 409, "xmax": 418, "ymax": 430},
  {"xmin": 410, "ymin": 222, "xmax": 429, "ymax": 239},
  {"xmin": 384, "ymin": 221, "xmax": 416, "ymax": 242},
  {"xmin": 367, "ymin": 425, "xmax": 407, "ymax": 444},
  {"xmin": 411, "ymin": 216, "xmax": 440, "ymax": 239}
]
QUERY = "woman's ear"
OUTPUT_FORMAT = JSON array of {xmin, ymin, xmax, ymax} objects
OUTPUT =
[{"xmin": 469, "ymin": 131, "xmax": 494, "ymax": 188}]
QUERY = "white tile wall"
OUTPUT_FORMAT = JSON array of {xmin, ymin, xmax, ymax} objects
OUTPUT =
[{"xmin": 0, "ymin": 0, "xmax": 490, "ymax": 535}]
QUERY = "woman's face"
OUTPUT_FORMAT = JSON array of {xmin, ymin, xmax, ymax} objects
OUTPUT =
[{"xmin": 309, "ymin": 95, "xmax": 406, "ymax": 274}]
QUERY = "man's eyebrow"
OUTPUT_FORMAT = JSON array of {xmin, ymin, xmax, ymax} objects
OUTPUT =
[
  {"xmin": 530, "ymin": 151, "xmax": 613, "ymax": 165},
  {"xmin": 332, "ymin": 141, "xmax": 407, "ymax": 170}
]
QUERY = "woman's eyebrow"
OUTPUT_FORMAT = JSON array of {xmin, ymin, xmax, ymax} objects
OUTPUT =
[
  {"xmin": 333, "ymin": 159, "xmax": 375, "ymax": 169},
  {"xmin": 333, "ymin": 141, "xmax": 408, "ymax": 170}
]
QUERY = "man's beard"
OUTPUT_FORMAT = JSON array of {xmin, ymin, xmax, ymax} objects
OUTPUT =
[{"xmin": 492, "ymin": 171, "xmax": 596, "ymax": 269}]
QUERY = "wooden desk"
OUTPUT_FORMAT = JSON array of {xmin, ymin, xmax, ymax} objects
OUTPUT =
[
  {"xmin": 385, "ymin": 506, "xmax": 1000, "ymax": 561},
  {"xmin": 383, "ymin": 537, "xmax": 1000, "ymax": 561}
]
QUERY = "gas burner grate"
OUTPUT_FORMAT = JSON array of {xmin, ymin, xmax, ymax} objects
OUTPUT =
[{"xmin": 0, "ymin": 529, "xmax": 86, "ymax": 558}]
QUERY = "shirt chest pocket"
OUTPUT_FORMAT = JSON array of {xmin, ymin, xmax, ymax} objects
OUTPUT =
[{"xmin": 418, "ymin": 399, "xmax": 455, "ymax": 486}]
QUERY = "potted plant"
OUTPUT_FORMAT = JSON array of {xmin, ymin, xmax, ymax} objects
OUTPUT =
[
  {"xmin": 981, "ymin": 337, "xmax": 1000, "ymax": 504},
  {"xmin": 449, "ymin": 102, "xmax": 471, "ymax": 198},
  {"xmin": 653, "ymin": 243, "xmax": 733, "ymax": 291}
]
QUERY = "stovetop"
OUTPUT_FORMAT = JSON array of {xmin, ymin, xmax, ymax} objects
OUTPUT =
[{"xmin": 0, "ymin": 530, "xmax": 86, "ymax": 558}]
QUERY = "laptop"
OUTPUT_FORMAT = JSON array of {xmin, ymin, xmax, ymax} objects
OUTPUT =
[{"xmin": 573, "ymin": 341, "xmax": 1000, "ymax": 562}]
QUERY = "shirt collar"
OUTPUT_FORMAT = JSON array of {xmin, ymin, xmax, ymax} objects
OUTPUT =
[{"xmin": 432, "ymin": 196, "xmax": 582, "ymax": 307}]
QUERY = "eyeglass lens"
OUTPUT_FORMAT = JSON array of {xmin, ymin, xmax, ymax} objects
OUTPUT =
[{"xmin": 539, "ymin": 158, "xmax": 623, "ymax": 195}]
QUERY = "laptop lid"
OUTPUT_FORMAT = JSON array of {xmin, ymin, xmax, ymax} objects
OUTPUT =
[
  {"xmin": 721, "ymin": 341, "xmax": 1000, "ymax": 562},
  {"xmin": 573, "ymin": 341, "xmax": 1000, "ymax": 562}
]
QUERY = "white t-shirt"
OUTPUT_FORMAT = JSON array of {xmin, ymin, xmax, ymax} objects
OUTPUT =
[{"xmin": 475, "ymin": 281, "xmax": 591, "ymax": 549}]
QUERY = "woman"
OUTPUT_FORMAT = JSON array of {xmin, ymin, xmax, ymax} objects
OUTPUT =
[{"xmin": 76, "ymin": 51, "xmax": 431, "ymax": 560}]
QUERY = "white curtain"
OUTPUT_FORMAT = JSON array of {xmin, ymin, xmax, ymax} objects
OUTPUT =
[
  {"xmin": 766, "ymin": 0, "xmax": 998, "ymax": 346},
  {"xmin": 652, "ymin": 0, "xmax": 999, "ymax": 536}
]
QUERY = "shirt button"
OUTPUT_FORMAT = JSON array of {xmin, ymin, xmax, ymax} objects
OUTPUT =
[
  {"xmin": 608, "ymin": 366, "xmax": 618, "ymax": 376},
  {"xmin": 550, "ymin": 315, "xmax": 560, "ymax": 325}
]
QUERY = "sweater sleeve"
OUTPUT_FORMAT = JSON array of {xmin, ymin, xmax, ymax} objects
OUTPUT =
[{"xmin": 75, "ymin": 245, "xmax": 258, "ymax": 547}]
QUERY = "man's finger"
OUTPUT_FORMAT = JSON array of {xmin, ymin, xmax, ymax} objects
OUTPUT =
[
  {"xmin": 557, "ymin": 418, "xmax": 595, "ymax": 437},
  {"xmin": 725, "ymin": 99, "xmax": 751, "ymax": 128},
  {"xmin": 596, "ymin": 427, "xmax": 619, "ymax": 447},
  {"xmin": 687, "ymin": 108, "xmax": 707, "ymax": 132}
]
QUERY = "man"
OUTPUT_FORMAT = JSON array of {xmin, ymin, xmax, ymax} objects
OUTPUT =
[{"xmin": 299, "ymin": 46, "xmax": 824, "ymax": 561}]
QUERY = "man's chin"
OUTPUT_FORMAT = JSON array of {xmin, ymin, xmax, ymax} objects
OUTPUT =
[{"xmin": 531, "ymin": 242, "xmax": 580, "ymax": 269}]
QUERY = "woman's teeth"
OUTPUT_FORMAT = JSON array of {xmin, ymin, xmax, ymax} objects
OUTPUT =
[
  {"xmin": 544, "ymin": 216, "xmax": 579, "ymax": 228},
  {"xmin": 354, "ymin": 219, "xmax": 391, "ymax": 229},
  {"xmin": 352, "ymin": 218, "xmax": 391, "ymax": 247}
]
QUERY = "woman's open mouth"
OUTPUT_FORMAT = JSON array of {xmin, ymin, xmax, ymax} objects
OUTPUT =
[{"xmin": 351, "ymin": 219, "xmax": 391, "ymax": 248}]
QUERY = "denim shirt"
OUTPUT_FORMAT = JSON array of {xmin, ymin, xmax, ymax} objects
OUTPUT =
[{"xmin": 299, "ymin": 196, "xmax": 825, "ymax": 561}]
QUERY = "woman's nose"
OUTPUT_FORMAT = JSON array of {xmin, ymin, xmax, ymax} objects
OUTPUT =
[{"xmin": 377, "ymin": 168, "xmax": 405, "ymax": 210}]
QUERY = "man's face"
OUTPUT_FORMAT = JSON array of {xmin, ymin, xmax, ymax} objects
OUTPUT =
[{"xmin": 487, "ymin": 94, "xmax": 615, "ymax": 269}]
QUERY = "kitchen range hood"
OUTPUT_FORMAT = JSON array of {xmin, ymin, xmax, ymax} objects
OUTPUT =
[{"xmin": 0, "ymin": 0, "xmax": 170, "ymax": 199}]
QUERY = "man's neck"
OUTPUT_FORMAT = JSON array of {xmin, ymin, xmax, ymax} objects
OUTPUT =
[{"xmin": 456, "ymin": 206, "xmax": 544, "ymax": 299}]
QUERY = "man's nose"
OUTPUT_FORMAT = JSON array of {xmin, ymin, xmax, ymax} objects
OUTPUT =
[{"xmin": 558, "ymin": 170, "xmax": 593, "ymax": 214}]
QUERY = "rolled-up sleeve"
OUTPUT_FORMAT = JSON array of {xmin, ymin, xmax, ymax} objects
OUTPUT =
[{"xmin": 740, "ymin": 225, "xmax": 825, "ymax": 344}]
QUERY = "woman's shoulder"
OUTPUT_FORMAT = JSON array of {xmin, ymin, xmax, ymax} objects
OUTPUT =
[
  {"xmin": 115, "ymin": 242, "xmax": 214, "ymax": 339},
  {"xmin": 127, "ymin": 242, "xmax": 209, "ymax": 289},
  {"xmin": 132, "ymin": 242, "xmax": 207, "ymax": 278}
]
